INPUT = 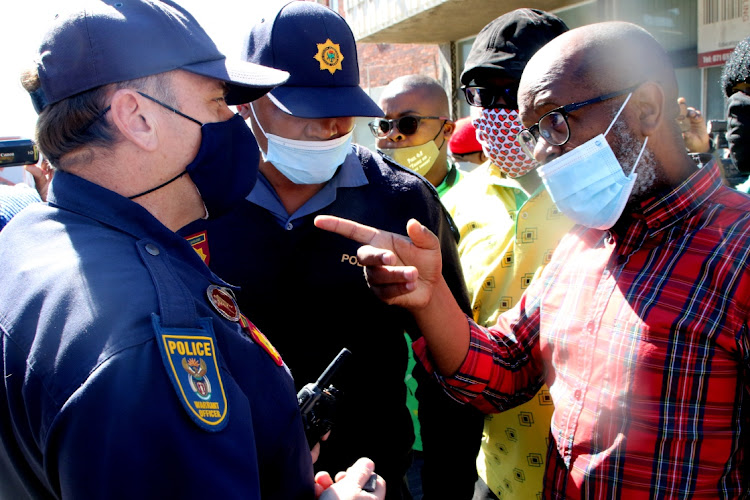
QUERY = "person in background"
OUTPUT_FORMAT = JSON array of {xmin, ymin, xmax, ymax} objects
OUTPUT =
[
  {"xmin": 676, "ymin": 96, "xmax": 710, "ymax": 154},
  {"xmin": 368, "ymin": 74, "xmax": 482, "ymax": 498},
  {"xmin": 372, "ymin": 75, "xmax": 459, "ymax": 196},
  {"xmin": 315, "ymin": 20, "xmax": 750, "ymax": 498},
  {"xmin": 178, "ymin": 2, "xmax": 477, "ymax": 499},
  {"xmin": 440, "ymin": 9, "xmax": 570, "ymax": 500},
  {"xmin": 449, "ymin": 117, "xmax": 486, "ymax": 173},
  {"xmin": 0, "ymin": 1, "xmax": 384, "ymax": 498},
  {"xmin": 0, "ymin": 150, "xmax": 55, "ymax": 231},
  {"xmin": 722, "ymin": 36, "xmax": 750, "ymax": 192},
  {"xmin": 0, "ymin": 180, "xmax": 41, "ymax": 231}
]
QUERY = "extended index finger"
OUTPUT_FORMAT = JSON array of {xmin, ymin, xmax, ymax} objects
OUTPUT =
[{"xmin": 314, "ymin": 215, "xmax": 380, "ymax": 245}]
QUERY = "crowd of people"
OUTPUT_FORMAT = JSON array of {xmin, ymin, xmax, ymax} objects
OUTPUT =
[{"xmin": 0, "ymin": 1, "xmax": 748, "ymax": 499}]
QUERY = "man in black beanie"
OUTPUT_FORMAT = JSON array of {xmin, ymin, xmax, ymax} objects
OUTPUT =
[
  {"xmin": 441, "ymin": 9, "xmax": 569, "ymax": 500},
  {"xmin": 721, "ymin": 36, "xmax": 750, "ymax": 180}
]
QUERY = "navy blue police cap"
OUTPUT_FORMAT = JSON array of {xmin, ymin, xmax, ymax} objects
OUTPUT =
[
  {"xmin": 30, "ymin": 0, "xmax": 289, "ymax": 113},
  {"xmin": 243, "ymin": 1, "xmax": 384, "ymax": 119}
]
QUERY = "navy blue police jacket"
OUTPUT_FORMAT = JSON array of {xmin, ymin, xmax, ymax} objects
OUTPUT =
[
  {"xmin": 0, "ymin": 171, "xmax": 314, "ymax": 499},
  {"xmin": 180, "ymin": 145, "xmax": 484, "ymax": 499}
]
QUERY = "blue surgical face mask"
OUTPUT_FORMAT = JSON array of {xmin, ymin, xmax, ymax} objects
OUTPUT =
[
  {"xmin": 128, "ymin": 93, "xmax": 259, "ymax": 219},
  {"xmin": 250, "ymin": 102, "xmax": 353, "ymax": 185},
  {"xmin": 536, "ymin": 93, "xmax": 648, "ymax": 230}
]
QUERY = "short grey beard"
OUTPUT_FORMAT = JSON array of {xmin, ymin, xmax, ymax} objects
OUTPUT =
[{"xmin": 609, "ymin": 120, "xmax": 657, "ymax": 201}]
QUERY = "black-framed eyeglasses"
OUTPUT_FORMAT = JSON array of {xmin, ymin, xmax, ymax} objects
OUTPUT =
[
  {"xmin": 517, "ymin": 83, "xmax": 641, "ymax": 159},
  {"xmin": 461, "ymin": 85, "xmax": 519, "ymax": 110},
  {"xmin": 368, "ymin": 115, "xmax": 449, "ymax": 139}
]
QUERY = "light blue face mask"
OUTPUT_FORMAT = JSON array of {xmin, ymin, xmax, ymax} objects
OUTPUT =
[
  {"xmin": 251, "ymin": 102, "xmax": 353, "ymax": 185},
  {"xmin": 536, "ymin": 93, "xmax": 648, "ymax": 230}
]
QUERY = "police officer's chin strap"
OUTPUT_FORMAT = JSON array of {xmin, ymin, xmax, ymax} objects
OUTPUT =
[{"xmin": 128, "ymin": 171, "xmax": 210, "ymax": 219}]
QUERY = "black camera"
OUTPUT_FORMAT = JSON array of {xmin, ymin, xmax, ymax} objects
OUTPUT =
[
  {"xmin": 0, "ymin": 139, "xmax": 38, "ymax": 167},
  {"xmin": 297, "ymin": 348, "xmax": 351, "ymax": 449}
]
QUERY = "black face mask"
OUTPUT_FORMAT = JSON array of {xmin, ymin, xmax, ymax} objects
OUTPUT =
[
  {"xmin": 128, "ymin": 93, "xmax": 259, "ymax": 219},
  {"xmin": 726, "ymin": 91, "xmax": 750, "ymax": 173}
]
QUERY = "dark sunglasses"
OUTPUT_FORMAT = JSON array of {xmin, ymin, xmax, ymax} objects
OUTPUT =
[
  {"xmin": 461, "ymin": 85, "xmax": 519, "ymax": 110},
  {"xmin": 368, "ymin": 115, "xmax": 449, "ymax": 139}
]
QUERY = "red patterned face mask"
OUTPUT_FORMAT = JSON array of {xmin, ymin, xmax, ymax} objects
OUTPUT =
[{"xmin": 471, "ymin": 107, "xmax": 537, "ymax": 178}]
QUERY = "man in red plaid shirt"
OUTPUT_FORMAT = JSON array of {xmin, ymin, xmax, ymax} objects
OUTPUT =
[{"xmin": 316, "ymin": 21, "xmax": 750, "ymax": 498}]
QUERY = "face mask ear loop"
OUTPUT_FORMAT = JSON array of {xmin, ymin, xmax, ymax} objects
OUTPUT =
[
  {"xmin": 249, "ymin": 102, "xmax": 267, "ymax": 138},
  {"xmin": 431, "ymin": 121, "xmax": 448, "ymax": 150},
  {"xmin": 602, "ymin": 92, "xmax": 646, "ymax": 177},
  {"xmin": 604, "ymin": 92, "xmax": 633, "ymax": 137},
  {"xmin": 629, "ymin": 136, "xmax": 648, "ymax": 178}
]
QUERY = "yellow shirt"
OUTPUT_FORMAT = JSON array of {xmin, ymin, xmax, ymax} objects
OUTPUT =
[{"xmin": 442, "ymin": 161, "xmax": 574, "ymax": 498}]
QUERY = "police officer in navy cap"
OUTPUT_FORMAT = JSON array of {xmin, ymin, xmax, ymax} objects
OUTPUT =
[
  {"xmin": 0, "ymin": 0, "xmax": 385, "ymax": 498},
  {"xmin": 179, "ymin": 2, "xmax": 480, "ymax": 499}
]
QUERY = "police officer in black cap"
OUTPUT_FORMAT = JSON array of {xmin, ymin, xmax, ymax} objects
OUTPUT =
[{"xmin": 179, "ymin": 2, "xmax": 476, "ymax": 499}]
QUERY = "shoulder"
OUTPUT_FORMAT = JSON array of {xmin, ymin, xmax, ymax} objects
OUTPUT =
[
  {"xmin": 442, "ymin": 167, "xmax": 520, "ymax": 219},
  {"xmin": 0, "ymin": 206, "xmax": 159, "ymax": 357},
  {"xmin": 355, "ymin": 144, "xmax": 438, "ymax": 196},
  {"xmin": 351, "ymin": 145, "xmax": 460, "ymax": 241},
  {"xmin": 699, "ymin": 185, "xmax": 750, "ymax": 234}
]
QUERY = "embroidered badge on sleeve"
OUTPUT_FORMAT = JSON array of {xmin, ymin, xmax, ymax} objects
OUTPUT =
[{"xmin": 154, "ymin": 316, "xmax": 228, "ymax": 432}]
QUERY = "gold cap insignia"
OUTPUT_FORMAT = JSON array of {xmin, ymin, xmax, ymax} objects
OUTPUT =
[{"xmin": 314, "ymin": 38, "xmax": 344, "ymax": 74}]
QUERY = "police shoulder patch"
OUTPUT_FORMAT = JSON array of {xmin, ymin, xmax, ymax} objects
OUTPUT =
[{"xmin": 154, "ymin": 316, "xmax": 229, "ymax": 432}]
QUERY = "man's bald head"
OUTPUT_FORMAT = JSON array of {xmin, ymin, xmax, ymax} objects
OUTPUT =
[
  {"xmin": 519, "ymin": 22, "xmax": 680, "ymax": 122},
  {"xmin": 380, "ymin": 75, "xmax": 450, "ymax": 117},
  {"xmin": 517, "ymin": 21, "xmax": 698, "ymax": 208}
]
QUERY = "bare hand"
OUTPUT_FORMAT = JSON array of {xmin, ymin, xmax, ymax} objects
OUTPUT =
[
  {"xmin": 24, "ymin": 158, "xmax": 54, "ymax": 202},
  {"xmin": 313, "ymin": 216, "xmax": 442, "ymax": 310},
  {"xmin": 315, "ymin": 457, "xmax": 385, "ymax": 499},
  {"xmin": 676, "ymin": 97, "xmax": 710, "ymax": 153}
]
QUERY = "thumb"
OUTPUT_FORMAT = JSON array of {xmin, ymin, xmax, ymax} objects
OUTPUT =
[
  {"xmin": 341, "ymin": 457, "xmax": 376, "ymax": 489},
  {"xmin": 405, "ymin": 219, "xmax": 439, "ymax": 251}
]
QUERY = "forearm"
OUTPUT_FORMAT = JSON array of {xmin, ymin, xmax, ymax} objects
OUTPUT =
[{"xmin": 411, "ymin": 276, "xmax": 471, "ymax": 376}]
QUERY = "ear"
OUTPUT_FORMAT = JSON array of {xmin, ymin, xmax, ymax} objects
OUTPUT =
[
  {"xmin": 443, "ymin": 120, "xmax": 456, "ymax": 139},
  {"xmin": 108, "ymin": 89, "xmax": 159, "ymax": 152},
  {"xmin": 633, "ymin": 81, "xmax": 665, "ymax": 137},
  {"xmin": 236, "ymin": 103, "xmax": 252, "ymax": 120}
]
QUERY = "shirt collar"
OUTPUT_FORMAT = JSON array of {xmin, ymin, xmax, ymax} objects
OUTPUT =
[
  {"xmin": 47, "ymin": 170, "xmax": 233, "ymax": 286},
  {"xmin": 436, "ymin": 158, "xmax": 462, "ymax": 197},
  {"xmin": 599, "ymin": 159, "xmax": 722, "ymax": 257},
  {"xmin": 248, "ymin": 145, "xmax": 368, "ymax": 222},
  {"xmin": 635, "ymin": 159, "xmax": 722, "ymax": 234}
]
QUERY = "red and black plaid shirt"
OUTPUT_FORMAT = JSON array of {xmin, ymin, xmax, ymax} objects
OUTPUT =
[{"xmin": 416, "ymin": 162, "xmax": 750, "ymax": 498}]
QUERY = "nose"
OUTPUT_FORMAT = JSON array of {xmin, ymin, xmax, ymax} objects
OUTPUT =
[
  {"xmin": 219, "ymin": 104, "xmax": 235, "ymax": 121},
  {"xmin": 309, "ymin": 118, "xmax": 338, "ymax": 139},
  {"xmin": 533, "ymin": 136, "xmax": 563, "ymax": 165},
  {"xmin": 384, "ymin": 123, "xmax": 404, "ymax": 143},
  {"xmin": 309, "ymin": 117, "xmax": 353, "ymax": 140}
]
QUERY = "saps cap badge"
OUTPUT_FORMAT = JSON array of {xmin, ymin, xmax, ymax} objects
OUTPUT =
[{"xmin": 314, "ymin": 38, "xmax": 344, "ymax": 74}]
